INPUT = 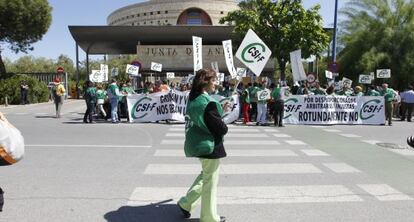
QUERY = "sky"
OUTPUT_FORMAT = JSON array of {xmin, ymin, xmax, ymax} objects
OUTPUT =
[{"xmin": 2, "ymin": 0, "xmax": 348, "ymax": 62}]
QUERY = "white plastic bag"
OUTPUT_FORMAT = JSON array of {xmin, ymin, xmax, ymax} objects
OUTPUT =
[{"xmin": 0, "ymin": 120, "xmax": 25, "ymax": 164}]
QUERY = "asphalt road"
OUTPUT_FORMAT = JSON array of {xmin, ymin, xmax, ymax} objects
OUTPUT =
[{"xmin": 1, "ymin": 100, "xmax": 414, "ymax": 222}]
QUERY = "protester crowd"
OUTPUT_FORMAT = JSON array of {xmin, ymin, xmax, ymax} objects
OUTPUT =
[{"xmin": 76, "ymin": 75, "xmax": 414, "ymax": 126}]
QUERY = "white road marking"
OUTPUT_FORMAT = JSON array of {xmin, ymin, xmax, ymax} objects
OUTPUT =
[
  {"xmin": 323, "ymin": 163, "xmax": 361, "ymax": 173},
  {"xmin": 323, "ymin": 129, "xmax": 342, "ymax": 133},
  {"xmin": 340, "ymin": 134, "xmax": 362, "ymax": 138},
  {"xmin": 285, "ymin": 140, "xmax": 307, "ymax": 145},
  {"xmin": 264, "ymin": 129, "xmax": 280, "ymax": 133},
  {"xmin": 165, "ymin": 133, "xmax": 268, "ymax": 138},
  {"xmin": 389, "ymin": 149, "xmax": 414, "ymax": 156},
  {"xmin": 301, "ymin": 149, "xmax": 330, "ymax": 156},
  {"xmin": 169, "ymin": 128, "xmax": 260, "ymax": 133},
  {"xmin": 357, "ymin": 184, "xmax": 413, "ymax": 201},
  {"xmin": 273, "ymin": 134, "xmax": 291, "ymax": 138},
  {"xmin": 362, "ymin": 140, "xmax": 382, "ymax": 145},
  {"xmin": 15, "ymin": 113, "xmax": 28, "ymax": 115},
  {"xmin": 26, "ymin": 144, "xmax": 152, "ymax": 148},
  {"xmin": 34, "ymin": 113, "xmax": 49, "ymax": 115},
  {"xmin": 127, "ymin": 185, "xmax": 363, "ymax": 205},
  {"xmin": 154, "ymin": 149, "xmax": 297, "ymax": 157},
  {"xmin": 144, "ymin": 163, "xmax": 322, "ymax": 174},
  {"xmin": 160, "ymin": 140, "xmax": 280, "ymax": 145}
]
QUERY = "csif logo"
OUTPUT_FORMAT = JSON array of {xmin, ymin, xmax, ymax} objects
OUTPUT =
[
  {"xmin": 131, "ymin": 97, "xmax": 156, "ymax": 119},
  {"xmin": 359, "ymin": 99, "xmax": 383, "ymax": 120},
  {"xmin": 241, "ymin": 43, "xmax": 267, "ymax": 63},
  {"xmin": 283, "ymin": 98, "xmax": 301, "ymax": 119},
  {"xmin": 219, "ymin": 96, "xmax": 235, "ymax": 118}
]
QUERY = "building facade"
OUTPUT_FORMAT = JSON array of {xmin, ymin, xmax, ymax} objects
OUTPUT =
[{"xmin": 107, "ymin": 0, "xmax": 239, "ymax": 26}]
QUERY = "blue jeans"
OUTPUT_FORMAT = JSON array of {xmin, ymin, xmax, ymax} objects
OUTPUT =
[{"xmin": 110, "ymin": 99, "xmax": 119, "ymax": 122}]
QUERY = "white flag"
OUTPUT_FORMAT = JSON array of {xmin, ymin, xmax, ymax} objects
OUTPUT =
[
  {"xmin": 193, "ymin": 36, "xmax": 203, "ymax": 72},
  {"xmin": 289, "ymin": 49, "xmax": 307, "ymax": 82},
  {"xmin": 151, "ymin": 62, "xmax": 162, "ymax": 72},
  {"xmin": 222, "ymin": 40, "xmax": 237, "ymax": 78},
  {"xmin": 126, "ymin": 64, "xmax": 139, "ymax": 76},
  {"xmin": 235, "ymin": 29, "xmax": 272, "ymax": 76}
]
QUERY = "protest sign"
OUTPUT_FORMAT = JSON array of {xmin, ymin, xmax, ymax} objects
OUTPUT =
[
  {"xmin": 151, "ymin": 62, "xmax": 162, "ymax": 72},
  {"xmin": 166, "ymin": 72, "xmax": 175, "ymax": 79},
  {"xmin": 290, "ymin": 49, "xmax": 307, "ymax": 82},
  {"xmin": 342, "ymin": 77, "xmax": 353, "ymax": 89},
  {"xmin": 100, "ymin": 64, "xmax": 109, "ymax": 81},
  {"xmin": 235, "ymin": 29, "xmax": 271, "ymax": 76},
  {"xmin": 126, "ymin": 64, "xmax": 140, "ymax": 76},
  {"xmin": 222, "ymin": 40, "xmax": 237, "ymax": 78},
  {"xmin": 325, "ymin": 70, "xmax": 333, "ymax": 79},
  {"xmin": 111, "ymin": 67, "xmax": 119, "ymax": 77},
  {"xmin": 283, "ymin": 95, "xmax": 385, "ymax": 125},
  {"xmin": 359, "ymin": 75, "xmax": 372, "ymax": 84},
  {"xmin": 193, "ymin": 36, "xmax": 203, "ymax": 72},
  {"xmin": 211, "ymin": 61, "xmax": 219, "ymax": 73},
  {"xmin": 376, "ymin": 69, "xmax": 391, "ymax": 78}
]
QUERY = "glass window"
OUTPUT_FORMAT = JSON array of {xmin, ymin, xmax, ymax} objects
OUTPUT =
[
  {"xmin": 165, "ymin": 11, "xmax": 168, "ymax": 14},
  {"xmin": 187, "ymin": 18, "xmax": 202, "ymax": 25},
  {"xmin": 157, "ymin": 11, "xmax": 160, "ymax": 14},
  {"xmin": 144, "ymin": 13, "xmax": 146, "ymax": 16},
  {"xmin": 150, "ymin": 12, "xmax": 153, "ymax": 15}
]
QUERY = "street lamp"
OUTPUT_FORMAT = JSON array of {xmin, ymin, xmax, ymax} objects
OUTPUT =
[{"xmin": 332, "ymin": 0, "xmax": 339, "ymax": 62}]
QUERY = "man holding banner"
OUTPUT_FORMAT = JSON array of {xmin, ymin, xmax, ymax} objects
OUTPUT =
[{"xmin": 178, "ymin": 68, "xmax": 228, "ymax": 222}]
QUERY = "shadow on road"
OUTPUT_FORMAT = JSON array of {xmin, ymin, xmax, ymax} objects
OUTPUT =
[{"xmin": 104, "ymin": 203, "xmax": 199, "ymax": 222}]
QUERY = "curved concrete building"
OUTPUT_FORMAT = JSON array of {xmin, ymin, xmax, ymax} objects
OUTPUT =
[{"xmin": 107, "ymin": 0, "xmax": 239, "ymax": 26}]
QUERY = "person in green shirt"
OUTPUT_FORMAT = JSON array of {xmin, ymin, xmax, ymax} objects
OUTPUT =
[
  {"xmin": 248, "ymin": 82, "xmax": 260, "ymax": 121},
  {"xmin": 366, "ymin": 85, "xmax": 380, "ymax": 96},
  {"xmin": 241, "ymin": 83, "xmax": 250, "ymax": 124},
  {"xmin": 311, "ymin": 82, "xmax": 327, "ymax": 95},
  {"xmin": 353, "ymin": 86, "xmax": 364, "ymax": 96},
  {"xmin": 83, "ymin": 80, "xmax": 97, "ymax": 123},
  {"xmin": 178, "ymin": 68, "xmax": 228, "ymax": 222},
  {"xmin": 96, "ymin": 84, "xmax": 107, "ymax": 119},
  {"xmin": 381, "ymin": 83, "xmax": 396, "ymax": 126}
]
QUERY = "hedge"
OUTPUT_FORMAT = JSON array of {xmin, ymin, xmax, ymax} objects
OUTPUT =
[{"xmin": 0, "ymin": 74, "xmax": 49, "ymax": 105}]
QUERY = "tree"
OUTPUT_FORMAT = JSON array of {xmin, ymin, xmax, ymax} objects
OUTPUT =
[
  {"xmin": 339, "ymin": 0, "xmax": 414, "ymax": 89},
  {"xmin": 220, "ymin": 0, "xmax": 329, "ymax": 80},
  {"xmin": 0, "ymin": 0, "xmax": 52, "ymax": 77}
]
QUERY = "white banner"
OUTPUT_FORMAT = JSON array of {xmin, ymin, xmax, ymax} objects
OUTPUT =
[
  {"xmin": 235, "ymin": 29, "xmax": 272, "ymax": 76},
  {"xmin": 211, "ymin": 61, "xmax": 219, "ymax": 73},
  {"xmin": 151, "ymin": 62, "xmax": 162, "ymax": 72},
  {"xmin": 359, "ymin": 74, "xmax": 372, "ymax": 84},
  {"xmin": 222, "ymin": 40, "xmax": 237, "ymax": 78},
  {"xmin": 126, "ymin": 64, "xmax": 140, "ymax": 76},
  {"xmin": 376, "ymin": 69, "xmax": 391, "ymax": 78},
  {"xmin": 283, "ymin": 95, "xmax": 385, "ymax": 125},
  {"xmin": 342, "ymin": 77, "xmax": 353, "ymax": 88},
  {"xmin": 325, "ymin": 70, "xmax": 333, "ymax": 79},
  {"xmin": 166, "ymin": 72, "xmax": 175, "ymax": 79},
  {"xmin": 193, "ymin": 36, "xmax": 203, "ymax": 72},
  {"xmin": 256, "ymin": 89, "xmax": 271, "ymax": 101},
  {"xmin": 111, "ymin": 67, "xmax": 119, "ymax": 77},
  {"xmin": 100, "ymin": 64, "xmax": 109, "ymax": 81},
  {"xmin": 289, "ymin": 49, "xmax": 307, "ymax": 82},
  {"xmin": 89, "ymin": 70, "xmax": 105, "ymax": 83},
  {"xmin": 127, "ymin": 90, "xmax": 240, "ymax": 124}
]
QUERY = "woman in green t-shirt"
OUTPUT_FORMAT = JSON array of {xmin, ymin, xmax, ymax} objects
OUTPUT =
[{"xmin": 178, "ymin": 68, "xmax": 228, "ymax": 222}]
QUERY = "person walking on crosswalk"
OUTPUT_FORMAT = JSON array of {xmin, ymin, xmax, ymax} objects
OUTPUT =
[{"xmin": 178, "ymin": 68, "xmax": 228, "ymax": 222}]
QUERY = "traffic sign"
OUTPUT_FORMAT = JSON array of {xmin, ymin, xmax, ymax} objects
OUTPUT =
[
  {"xmin": 328, "ymin": 62, "xmax": 339, "ymax": 73},
  {"xmin": 57, "ymin": 67, "xmax": 64, "ymax": 73}
]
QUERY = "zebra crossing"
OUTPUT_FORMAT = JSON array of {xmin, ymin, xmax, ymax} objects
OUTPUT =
[{"xmin": 127, "ymin": 124, "xmax": 413, "ymax": 210}]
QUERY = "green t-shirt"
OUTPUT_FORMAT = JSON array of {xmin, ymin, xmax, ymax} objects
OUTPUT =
[
  {"xmin": 381, "ymin": 88, "xmax": 395, "ymax": 102},
  {"xmin": 184, "ymin": 93, "xmax": 223, "ymax": 157}
]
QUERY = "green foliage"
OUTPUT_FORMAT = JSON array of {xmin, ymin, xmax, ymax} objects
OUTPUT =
[
  {"xmin": 220, "ymin": 0, "xmax": 330, "ymax": 80},
  {"xmin": 339, "ymin": 0, "xmax": 414, "ymax": 89},
  {"xmin": 0, "ymin": 74, "xmax": 49, "ymax": 105},
  {"xmin": 0, "ymin": 0, "xmax": 52, "ymax": 75}
]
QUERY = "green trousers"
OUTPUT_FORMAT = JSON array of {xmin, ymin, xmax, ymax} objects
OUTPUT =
[
  {"xmin": 178, "ymin": 158, "xmax": 220, "ymax": 222},
  {"xmin": 385, "ymin": 101, "xmax": 393, "ymax": 125}
]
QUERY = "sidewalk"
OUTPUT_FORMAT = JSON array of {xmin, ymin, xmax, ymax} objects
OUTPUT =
[{"xmin": 0, "ymin": 99, "xmax": 80, "ymax": 111}]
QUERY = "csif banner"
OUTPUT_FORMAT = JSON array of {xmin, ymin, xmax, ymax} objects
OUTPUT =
[
  {"xmin": 192, "ymin": 36, "xmax": 203, "ymax": 72},
  {"xmin": 283, "ymin": 95, "xmax": 385, "ymax": 125},
  {"xmin": 127, "ymin": 90, "xmax": 240, "ymax": 124},
  {"xmin": 222, "ymin": 40, "xmax": 237, "ymax": 78}
]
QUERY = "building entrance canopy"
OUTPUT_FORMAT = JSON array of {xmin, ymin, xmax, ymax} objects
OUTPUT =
[{"xmin": 68, "ymin": 25, "xmax": 235, "ymax": 55}]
